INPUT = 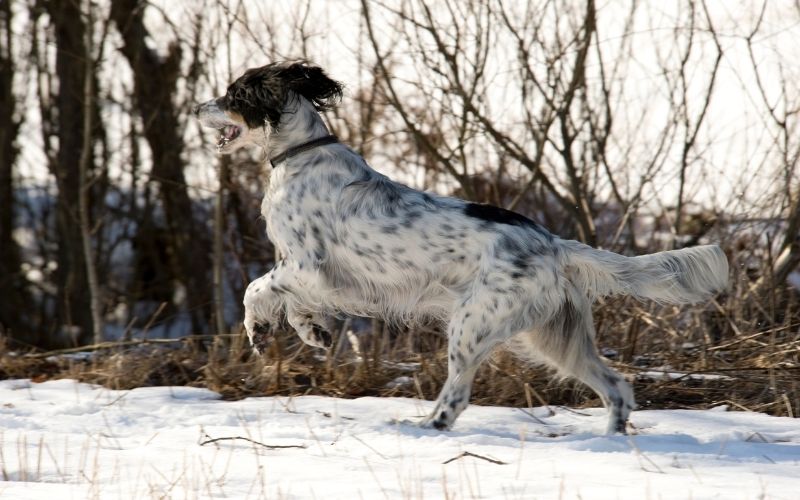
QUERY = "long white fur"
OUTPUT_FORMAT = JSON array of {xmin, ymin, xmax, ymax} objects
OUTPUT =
[{"xmin": 562, "ymin": 241, "xmax": 729, "ymax": 304}]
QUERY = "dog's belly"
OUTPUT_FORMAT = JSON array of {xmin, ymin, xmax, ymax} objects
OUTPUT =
[{"xmin": 321, "ymin": 247, "xmax": 466, "ymax": 320}]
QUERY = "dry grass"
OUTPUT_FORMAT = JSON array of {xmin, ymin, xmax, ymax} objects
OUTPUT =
[{"xmin": 2, "ymin": 283, "xmax": 798, "ymax": 417}]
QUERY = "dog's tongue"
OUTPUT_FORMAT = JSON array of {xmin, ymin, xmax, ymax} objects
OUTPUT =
[{"xmin": 223, "ymin": 125, "xmax": 238, "ymax": 139}]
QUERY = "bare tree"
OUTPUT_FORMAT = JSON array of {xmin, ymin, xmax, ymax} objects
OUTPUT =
[
  {"xmin": 78, "ymin": 1, "xmax": 107, "ymax": 345},
  {"xmin": 111, "ymin": 0, "xmax": 213, "ymax": 334},
  {"xmin": 672, "ymin": 0, "xmax": 723, "ymax": 242},
  {"xmin": 745, "ymin": 2, "xmax": 800, "ymax": 304},
  {"xmin": 44, "ymin": 0, "xmax": 96, "ymax": 345},
  {"xmin": 0, "ymin": 0, "xmax": 30, "ymax": 338},
  {"xmin": 362, "ymin": 0, "xmax": 610, "ymax": 243}
]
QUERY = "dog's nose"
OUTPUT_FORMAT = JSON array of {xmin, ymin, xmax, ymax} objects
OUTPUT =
[{"xmin": 192, "ymin": 104, "xmax": 202, "ymax": 115}]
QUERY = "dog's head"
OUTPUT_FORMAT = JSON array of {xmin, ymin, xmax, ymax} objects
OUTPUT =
[{"xmin": 194, "ymin": 61, "xmax": 343, "ymax": 153}]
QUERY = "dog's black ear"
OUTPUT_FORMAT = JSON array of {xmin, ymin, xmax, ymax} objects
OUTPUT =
[
  {"xmin": 280, "ymin": 62, "xmax": 343, "ymax": 112},
  {"xmin": 226, "ymin": 66, "xmax": 286, "ymax": 127}
]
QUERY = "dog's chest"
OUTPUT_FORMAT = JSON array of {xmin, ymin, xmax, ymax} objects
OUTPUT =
[{"xmin": 262, "ymin": 170, "xmax": 336, "ymax": 259}]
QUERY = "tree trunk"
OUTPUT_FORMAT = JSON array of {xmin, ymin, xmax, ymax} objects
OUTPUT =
[
  {"xmin": 47, "ymin": 0, "xmax": 94, "ymax": 345},
  {"xmin": 110, "ymin": 0, "xmax": 212, "ymax": 334},
  {"xmin": 0, "ymin": 1, "xmax": 30, "ymax": 339},
  {"xmin": 78, "ymin": 2, "xmax": 104, "ymax": 345}
]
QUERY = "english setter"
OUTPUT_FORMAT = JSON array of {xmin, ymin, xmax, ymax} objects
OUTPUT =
[{"xmin": 194, "ymin": 61, "xmax": 729, "ymax": 434}]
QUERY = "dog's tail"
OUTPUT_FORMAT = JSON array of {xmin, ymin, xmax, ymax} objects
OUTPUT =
[{"xmin": 559, "ymin": 240, "xmax": 728, "ymax": 304}]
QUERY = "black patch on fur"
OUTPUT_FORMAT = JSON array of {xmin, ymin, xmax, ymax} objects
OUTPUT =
[
  {"xmin": 220, "ymin": 61, "xmax": 343, "ymax": 128},
  {"xmin": 464, "ymin": 203, "xmax": 551, "ymax": 237},
  {"xmin": 448, "ymin": 397, "xmax": 463, "ymax": 410},
  {"xmin": 433, "ymin": 420, "xmax": 448, "ymax": 430},
  {"xmin": 401, "ymin": 211, "xmax": 422, "ymax": 229},
  {"xmin": 312, "ymin": 324, "xmax": 332, "ymax": 348},
  {"xmin": 292, "ymin": 228, "xmax": 305, "ymax": 245}
]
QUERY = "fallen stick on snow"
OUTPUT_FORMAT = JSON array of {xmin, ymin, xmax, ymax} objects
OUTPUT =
[
  {"xmin": 442, "ymin": 451, "xmax": 507, "ymax": 465},
  {"xmin": 199, "ymin": 434, "xmax": 307, "ymax": 450}
]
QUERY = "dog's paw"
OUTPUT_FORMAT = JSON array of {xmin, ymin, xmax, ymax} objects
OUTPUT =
[
  {"xmin": 418, "ymin": 415, "xmax": 451, "ymax": 431},
  {"xmin": 296, "ymin": 324, "xmax": 333, "ymax": 349},
  {"xmin": 312, "ymin": 325, "xmax": 333, "ymax": 349},
  {"xmin": 295, "ymin": 324, "xmax": 332, "ymax": 350},
  {"xmin": 250, "ymin": 322, "xmax": 273, "ymax": 355}
]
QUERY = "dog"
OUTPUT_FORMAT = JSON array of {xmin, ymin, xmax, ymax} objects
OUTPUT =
[{"xmin": 194, "ymin": 61, "xmax": 729, "ymax": 434}]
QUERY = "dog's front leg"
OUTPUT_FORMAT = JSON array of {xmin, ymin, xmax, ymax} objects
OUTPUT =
[
  {"xmin": 286, "ymin": 308, "xmax": 334, "ymax": 349},
  {"xmin": 243, "ymin": 260, "xmax": 334, "ymax": 352},
  {"xmin": 243, "ymin": 267, "xmax": 288, "ymax": 355}
]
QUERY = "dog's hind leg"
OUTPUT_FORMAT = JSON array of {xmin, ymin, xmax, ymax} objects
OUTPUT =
[
  {"xmin": 420, "ymin": 290, "xmax": 521, "ymax": 430},
  {"xmin": 511, "ymin": 291, "xmax": 635, "ymax": 434}
]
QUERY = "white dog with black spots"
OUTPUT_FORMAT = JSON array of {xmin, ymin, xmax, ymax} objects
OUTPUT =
[{"xmin": 194, "ymin": 61, "xmax": 729, "ymax": 434}]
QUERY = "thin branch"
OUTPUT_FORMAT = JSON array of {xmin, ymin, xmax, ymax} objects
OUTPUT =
[
  {"xmin": 442, "ymin": 451, "xmax": 507, "ymax": 465},
  {"xmin": 360, "ymin": 0, "xmax": 475, "ymax": 199},
  {"xmin": 675, "ymin": 0, "xmax": 723, "ymax": 239},
  {"xmin": 79, "ymin": 0, "xmax": 103, "ymax": 345},
  {"xmin": 199, "ymin": 434, "xmax": 307, "ymax": 450}
]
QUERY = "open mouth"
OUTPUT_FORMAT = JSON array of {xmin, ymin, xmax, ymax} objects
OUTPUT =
[{"xmin": 217, "ymin": 125, "xmax": 242, "ymax": 149}]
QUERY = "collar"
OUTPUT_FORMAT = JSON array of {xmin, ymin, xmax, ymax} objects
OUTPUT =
[{"xmin": 269, "ymin": 135, "xmax": 339, "ymax": 169}]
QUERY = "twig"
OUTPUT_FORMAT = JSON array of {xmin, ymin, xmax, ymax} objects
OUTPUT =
[
  {"xmin": 616, "ymin": 364, "xmax": 800, "ymax": 375},
  {"xmin": 628, "ymin": 436, "xmax": 664, "ymax": 474},
  {"xmin": 199, "ymin": 435, "xmax": 306, "ymax": 450},
  {"xmin": 555, "ymin": 406, "xmax": 592, "ymax": 416},
  {"xmin": 745, "ymin": 432, "xmax": 770, "ymax": 443},
  {"xmin": 350, "ymin": 433, "xmax": 388, "ymax": 459},
  {"xmin": 518, "ymin": 408, "xmax": 549, "ymax": 425},
  {"xmin": 140, "ymin": 301, "xmax": 168, "ymax": 339},
  {"xmin": 442, "ymin": 451, "xmax": 507, "ymax": 465}
]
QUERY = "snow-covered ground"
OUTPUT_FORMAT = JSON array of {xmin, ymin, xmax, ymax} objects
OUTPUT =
[{"xmin": 0, "ymin": 380, "xmax": 798, "ymax": 499}]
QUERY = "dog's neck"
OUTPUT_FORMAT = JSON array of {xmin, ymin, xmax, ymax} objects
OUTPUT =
[{"xmin": 267, "ymin": 96, "xmax": 331, "ymax": 161}]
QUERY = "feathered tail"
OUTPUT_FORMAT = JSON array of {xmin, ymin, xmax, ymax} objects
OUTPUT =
[{"xmin": 560, "ymin": 240, "xmax": 729, "ymax": 304}]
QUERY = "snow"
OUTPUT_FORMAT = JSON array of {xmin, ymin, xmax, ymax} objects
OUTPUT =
[{"xmin": 0, "ymin": 380, "xmax": 798, "ymax": 499}]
